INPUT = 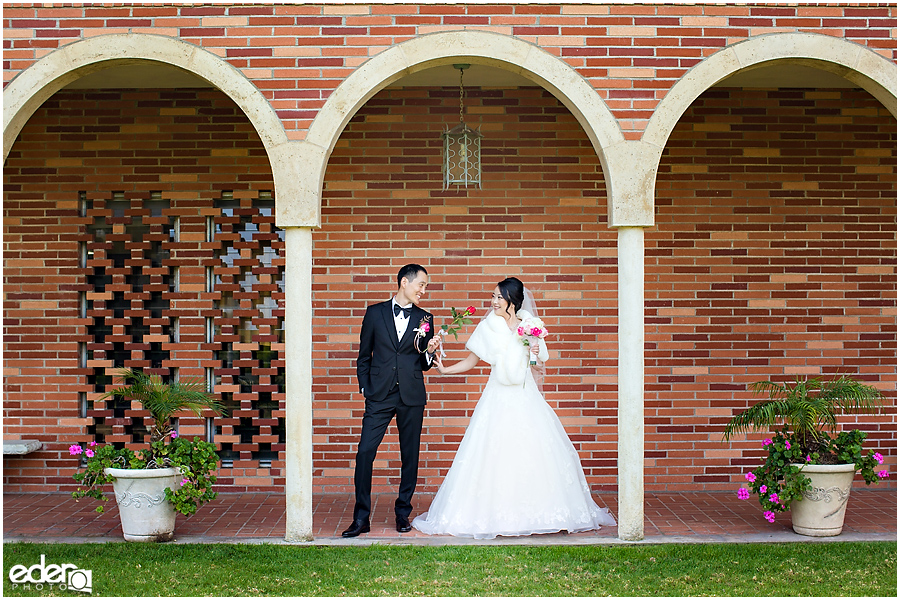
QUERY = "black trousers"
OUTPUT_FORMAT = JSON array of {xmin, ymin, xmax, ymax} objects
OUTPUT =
[{"xmin": 352, "ymin": 385, "xmax": 424, "ymax": 522}]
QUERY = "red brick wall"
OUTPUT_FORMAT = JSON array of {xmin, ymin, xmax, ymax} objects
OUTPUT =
[
  {"xmin": 312, "ymin": 85, "xmax": 896, "ymax": 495},
  {"xmin": 3, "ymin": 4, "xmax": 896, "ymax": 140},
  {"xmin": 651, "ymin": 88, "xmax": 897, "ymax": 490},
  {"xmin": 4, "ymin": 88, "xmax": 896, "ymax": 492},
  {"xmin": 3, "ymin": 84, "xmax": 896, "ymax": 494},
  {"xmin": 313, "ymin": 86, "xmax": 615, "ymax": 494},
  {"xmin": 3, "ymin": 88, "xmax": 276, "ymax": 491}
]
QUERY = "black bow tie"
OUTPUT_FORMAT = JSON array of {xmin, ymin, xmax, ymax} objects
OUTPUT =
[{"xmin": 393, "ymin": 304, "xmax": 411, "ymax": 318}]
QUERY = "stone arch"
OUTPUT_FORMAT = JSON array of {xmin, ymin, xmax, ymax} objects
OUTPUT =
[
  {"xmin": 277, "ymin": 29, "xmax": 626, "ymax": 227},
  {"xmin": 2, "ymin": 33, "xmax": 293, "ymax": 198},
  {"xmin": 643, "ymin": 32, "xmax": 897, "ymax": 151}
]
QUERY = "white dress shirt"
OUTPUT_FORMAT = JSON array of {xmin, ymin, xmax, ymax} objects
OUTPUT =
[{"xmin": 392, "ymin": 299, "xmax": 411, "ymax": 341}]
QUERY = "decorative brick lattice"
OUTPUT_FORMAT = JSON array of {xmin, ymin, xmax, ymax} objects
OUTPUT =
[
  {"xmin": 77, "ymin": 192, "xmax": 175, "ymax": 447},
  {"xmin": 209, "ymin": 191, "xmax": 286, "ymax": 469},
  {"xmin": 75, "ymin": 190, "xmax": 286, "ymax": 471}
]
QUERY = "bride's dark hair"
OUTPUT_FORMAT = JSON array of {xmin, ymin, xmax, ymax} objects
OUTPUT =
[{"xmin": 497, "ymin": 277, "xmax": 525, "ymax": 317}]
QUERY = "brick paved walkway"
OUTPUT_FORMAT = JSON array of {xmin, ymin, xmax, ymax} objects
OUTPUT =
[{"xmin": 3, "ymin": 489, "xmax": 895, "ymax": 545}]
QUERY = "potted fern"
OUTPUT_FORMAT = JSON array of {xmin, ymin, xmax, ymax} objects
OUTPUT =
[
  {"xmin": 70, "ymin": 368, "xmax": 225, "ymax": 541},
  {"xmin": 723, "ymin": 375, "xmax": 890, "ymax": 537}
]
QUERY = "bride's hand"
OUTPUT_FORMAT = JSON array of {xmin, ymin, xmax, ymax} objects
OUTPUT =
[{"xmin": 434, "ymin": 356, "xmax": 446, "ymax": 374}]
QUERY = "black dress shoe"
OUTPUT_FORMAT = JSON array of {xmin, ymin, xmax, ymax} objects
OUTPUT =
[
  {"xmin": 396, "ymin": 516, "xmax": 412, "ymax": 533},
  {"xmin": 341, "ymin": 519, "xmax": 370, "ymax": 538}
]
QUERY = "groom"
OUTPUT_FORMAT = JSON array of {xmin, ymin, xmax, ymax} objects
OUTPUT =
[{"xmin": 342, "ymin": 264, "xmax": 440, "ymax": 537}]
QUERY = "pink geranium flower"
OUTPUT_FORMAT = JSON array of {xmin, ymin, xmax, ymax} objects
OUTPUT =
[
  {"xmin": 85, "ymin": 449, "xmax": 94, "ymax": 458},
  {"xmin": 784, "ymin": 441, "xmax": 790, "ymax": 450},
  {"xmin": 745, "ymin": 472, "xmax": 756, "ymax": 483},
  {"xmin": 171, "ymin": 431, "xmax": 178, "ymax": 439},
  {"xmin": 763, "ymin": 511, "xmax": 776, "ymax": 523},
  {"xmin": 759, "ymin": 485, "xmax": 767, "ymax": 494},
  {"xmin": 737, "ymin": 488, "xmax": 749, "ymax": 500},
  {"xmin": 768, "ymin": 493, "xmax": 780, "ymax": 504},
  {"xmin": 762, "ymin": 438, "xmax": 772, "ymax": 447},
  {"xmin": 874, "ymin": 452, "xmax": 884, "ymax": 464},
  {"xmin": 69, "ymin": 444, "xmax": 83, "ymax": 456},
  {"xmin": 878, "ymin": 470, "xmax": 889, "ymax": 479}
]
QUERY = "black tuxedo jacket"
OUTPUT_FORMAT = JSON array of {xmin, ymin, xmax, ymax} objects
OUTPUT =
[{"xmin": 356, "ymin": 301, "xmax": 435, "ymax": 406}]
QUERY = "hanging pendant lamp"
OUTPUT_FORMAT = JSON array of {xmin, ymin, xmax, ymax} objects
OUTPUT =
[{"xmin": 442, "ymin": 64, "xmax": 482, "ymax": 189}]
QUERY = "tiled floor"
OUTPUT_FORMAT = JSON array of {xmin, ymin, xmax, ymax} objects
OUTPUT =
[{"xmin": 4, "ymin": 489, "xmax": 895, "ymax": 544}]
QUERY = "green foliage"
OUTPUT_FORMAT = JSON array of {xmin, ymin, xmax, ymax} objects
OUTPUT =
[
  {"xmin": 722, "ymin": 375, "xmax": 884, "ymax": 451},
  {"xmin": 70, "ymin": 368, "xmax": 224, "ymax": 517},
  {"xmin": 724, "ymin": 375, "xmax": 889, "ymax": 520},
  {"xmin": 101, "ymin": 368, "xmax": 225, "ymax": 444},
  {"xmin": 71, "ymin": 437, "xmax": 220, "ymax": 517},
  {"xmin": 440, "ymin": 306, "xmax": 475, "ymax": 340},
  {"xmin": 163, "ymin": 436, "xmax": 220, "ymax": 516},
  {"xmin": 3, "ymin": 542, "xmax": 897, "ymax": 597}
]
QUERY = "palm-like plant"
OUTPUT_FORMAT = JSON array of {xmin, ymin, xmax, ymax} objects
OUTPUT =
[
  {"xmin": 723, "ymin": 375, "xmax": 889, "ymax": 523},
  {"xmin": 102, "ymin": 368, "xmax": 225, "ymax": 445},
  {"xmin": 74, "ymin": 368, "xmax": 227, "ymax": 515},
  {"xmin": 723, "ymin": 375, "xmax": 884, "ymax": 455}
]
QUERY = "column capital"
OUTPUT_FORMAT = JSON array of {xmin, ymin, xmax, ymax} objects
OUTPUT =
[
  {"xmin": 604, "ymin": 141, "xmax": 661, "ymax": 229},
  {"xmin": 273, "ymin": 141, "xmax": 324, "ymax": 229}
]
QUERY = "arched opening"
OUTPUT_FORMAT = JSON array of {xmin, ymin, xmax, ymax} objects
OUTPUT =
[
  {"xmin": 276, "ymin": 30, "xmax": 626, "ymax": 228},
  {"xmin": 644, "ymin": 36, "xmax": 897, "ymax": 499},
  {"xmin": 292, "ymin": 30, "xmax": 627, "ymax": 538},
  {"xmin": 3, "ymin": 46, "xmax": 288, "ymax": 496},
  {"xmin": 312, "ymin": 70, "xmax": 617, "ymax": 495},
  {"xmin": 643, "ymin": 33, "xmax": 897, "ymax": 150}
]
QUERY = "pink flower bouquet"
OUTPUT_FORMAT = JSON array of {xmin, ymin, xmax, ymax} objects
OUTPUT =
[{"xmin": 517, "ymin": 317, "xmax": 548, "ymax": 366}]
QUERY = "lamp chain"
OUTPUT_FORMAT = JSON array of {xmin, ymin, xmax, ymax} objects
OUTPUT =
[{"xmin": 459, "ymin": 67, "xmax": 465, "ymax": 123}]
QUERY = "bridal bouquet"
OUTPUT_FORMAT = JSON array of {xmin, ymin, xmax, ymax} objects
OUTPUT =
[{"xmin": 518, "ymin": 317, "xmax": 548, "ymax": 366}]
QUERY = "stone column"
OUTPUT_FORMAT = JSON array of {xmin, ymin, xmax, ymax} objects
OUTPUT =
[
  {"xmin": 284, "ymin": 227, "xmax": 314, "ymax": 542},
  {"xmin": 617, "ymin": 225, "xmax": 645, "ymax": 541}
]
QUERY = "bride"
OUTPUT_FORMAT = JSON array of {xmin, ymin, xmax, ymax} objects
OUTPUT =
[{"xmin": 413, "ymin": 277, "xmax": 616, "ymax": 539}]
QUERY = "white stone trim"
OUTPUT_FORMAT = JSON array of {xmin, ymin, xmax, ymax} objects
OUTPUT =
[
  {"xmin": 284, "ymin": 227, "xmax": 315, "ymax": 543},
  {"xmin": 278, "ymin": 29, "xmax": 625, "ymax": 228},
  {"xmin": 617, "ymin": 227, "xmax": 645, "ymax": 541},
  {"xmin": 644, "ymin": 32, "xmax": 898, "ymax": 150},
  {"xmin": 3, "ymin": 33, "xmax": 289, "ymax": 168}
]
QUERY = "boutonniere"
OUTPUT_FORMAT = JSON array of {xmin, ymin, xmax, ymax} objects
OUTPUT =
[{"xmin": 413, "ymin": 316, "xmax": 431, "ymax": 354}]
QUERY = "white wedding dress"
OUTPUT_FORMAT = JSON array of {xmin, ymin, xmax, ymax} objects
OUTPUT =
[{"xmin": 413, "ymin": 310, "xmax": 616, "ymax": 539}]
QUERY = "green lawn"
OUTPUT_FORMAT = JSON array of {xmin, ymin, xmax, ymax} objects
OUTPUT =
[{"xmin": 3, "ymin": 541, "xmax": 896, "ymax": 597}]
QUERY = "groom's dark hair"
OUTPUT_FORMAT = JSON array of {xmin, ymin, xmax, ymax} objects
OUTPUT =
[
  {"xmin": 398, "ymin": 263, "xmax": 427, "ymax": 287},
  {"xmin": 497, "ymin": 277, "xmax": 525, "ymax": 317}
]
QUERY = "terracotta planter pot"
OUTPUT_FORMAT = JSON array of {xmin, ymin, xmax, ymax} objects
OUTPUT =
[
  {"xmin": 106, "ymin": 467, "xmax": 179, "ymax": 542},
  {"xmin": 790, "ymin": 463, "xmax": 856, "ymax": 537}
]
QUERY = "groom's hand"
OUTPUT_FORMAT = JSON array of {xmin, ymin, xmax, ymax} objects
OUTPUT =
[{"xmin": 426, "ymin": 336, "xmax": 441, "ymax": 354}]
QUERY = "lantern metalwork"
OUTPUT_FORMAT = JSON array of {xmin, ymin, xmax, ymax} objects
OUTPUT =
[{"xmin": 442, "ymin": 64, "xmax": 482, "ymax": 189}]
